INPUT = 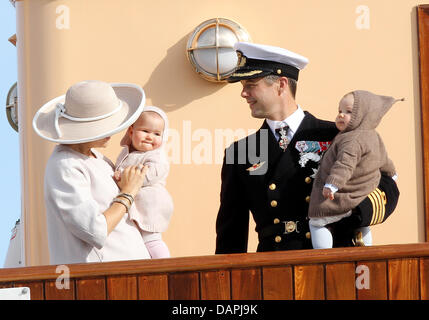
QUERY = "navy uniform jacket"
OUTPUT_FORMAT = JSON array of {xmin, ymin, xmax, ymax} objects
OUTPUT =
[{"xmin": 215, "ymin": 111, "xmax": 399, "ymax": 253}]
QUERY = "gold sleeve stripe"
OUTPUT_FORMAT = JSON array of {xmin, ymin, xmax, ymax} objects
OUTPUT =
[
  {"xmin": 368, "ymin": 192, "xmax": 379, "ymax": 225},
  {"xmin": 375, "ymin": 189, "xmax": 383, "ymax": 225},
  {"xmin": 376, "ymin": 188, "xmax": 386, "ymax": 224},
  {"xmin": 368, "ymin": 188, "xmax": 386, "ymax": 225}
]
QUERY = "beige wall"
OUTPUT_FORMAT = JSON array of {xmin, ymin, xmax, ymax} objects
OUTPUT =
[{"xmin": 16, "ymin": 0, "xmax": 425, "ymax": 266}]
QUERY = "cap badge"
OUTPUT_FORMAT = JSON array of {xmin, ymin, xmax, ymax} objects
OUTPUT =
[{"xmin": 237, "ymin": 51, "xmax": 247, "ymax": 68}]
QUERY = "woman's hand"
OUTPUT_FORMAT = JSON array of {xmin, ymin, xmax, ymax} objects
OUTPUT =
[
  {"xmin": 116, "ymin": 164, "xmax": 148, "ymax": 197},
  {"xmin": 104, "ymin": 165, "xmax": 147, "ymax": 235}
]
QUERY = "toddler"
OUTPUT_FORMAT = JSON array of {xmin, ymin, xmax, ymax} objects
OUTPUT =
[
  {"xmin": 308, "ymin": 90, "xmax": 402, "ymax": 248},
  {"xmin": 115, "ymin": 106, "xmax": 173, "ymax": 258}
]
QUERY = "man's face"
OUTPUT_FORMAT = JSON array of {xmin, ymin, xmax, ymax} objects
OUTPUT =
[{"xmin": 240, "ymin": 77, "xmax": 281, "ymax": 119}]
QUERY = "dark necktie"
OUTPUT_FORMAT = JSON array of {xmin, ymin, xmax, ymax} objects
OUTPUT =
[{"xmin": 275, "ymin": 125, "xmax": 289, "ymax": 151}]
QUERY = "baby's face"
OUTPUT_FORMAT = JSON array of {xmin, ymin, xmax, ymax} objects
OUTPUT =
[
  {"xmin": 129, "ymin": 112, "xmax": 164, "ymax": 152},
  {"xmin": 336, "ymin": 94, "xmax": 354, "ymax": 131}
]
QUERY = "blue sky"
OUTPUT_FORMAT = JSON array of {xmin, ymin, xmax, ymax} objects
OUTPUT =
[{"xmin": 0, "ymin": 2, "xmax": 21, "ymax": 266}]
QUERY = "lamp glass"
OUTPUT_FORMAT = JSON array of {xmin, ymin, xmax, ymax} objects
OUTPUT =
[{"xmin": 186, "ymin": 18, "xmax": 251, "ymax": 82}]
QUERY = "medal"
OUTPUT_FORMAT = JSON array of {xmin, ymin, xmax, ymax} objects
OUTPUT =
[
  {"xmin": 294, "ymin": 140, "xmax": 333, "ymax": 167},
  {"xmin": 278, "ymin": 126, "xmax": 289, "ymax": 151}
]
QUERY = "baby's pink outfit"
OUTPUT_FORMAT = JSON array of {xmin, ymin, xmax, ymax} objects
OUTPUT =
[{"xmin": 116, "ymin": 106, "xmax": 173, "ymax": 259}]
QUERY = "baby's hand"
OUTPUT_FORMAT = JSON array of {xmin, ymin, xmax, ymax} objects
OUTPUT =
[
  {"xmin": 113, "ymin": 170, "xmax": 121, "ymax": 182},
  {"xmin": 323, "ymin": 187, "xmax": 335, "ymax": 200}
]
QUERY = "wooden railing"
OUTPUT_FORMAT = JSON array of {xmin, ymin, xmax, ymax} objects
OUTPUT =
[{"xmin": 0, "ymin": 243, "xmax": 428, "ymax": 300}]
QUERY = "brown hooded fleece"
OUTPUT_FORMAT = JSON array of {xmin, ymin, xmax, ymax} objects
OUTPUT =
[{"xmin": 308, "ymin": 90, "xmax": 401, "ymax": 218}]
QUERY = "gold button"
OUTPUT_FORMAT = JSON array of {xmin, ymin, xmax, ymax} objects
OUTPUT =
[
  {"xmin": 275, "ymin": 235, "xmax": 282, "ymax": 243},
  {"xmin": 277, "ymin": 69, "xmax": 282, "ymax": 74},
  {"xmin": 305, "ymin": 196, "xmax": 310, "ymax": 203},
  {"xmin": 306, "ymin": 232, "xmax": 311, "ymax": 239},
  {"xmin": 273, "ymin": 218, "xmax": 280, "ymax": 224},
  {"xmin": 269, "ymin": 183, "xmax": 276, "ymax": 190},
  {"xmin": 270, "ymin": 200, "xmax": 278, "ymax": 207},
  {"xmin": 305, "ymin": 177, "xmax": 311, "ymax": 184}
]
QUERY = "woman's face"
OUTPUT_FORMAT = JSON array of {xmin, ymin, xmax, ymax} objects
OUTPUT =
[
  {"xmin": 87, "ymin": 137, "xmax": 111, "ymax": 149},
  {"xmin": 67, "ymin": 137, "xmax": 111, "ymax": 157}
]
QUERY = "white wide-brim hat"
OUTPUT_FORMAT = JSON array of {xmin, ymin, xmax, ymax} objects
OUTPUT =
[{"xmin": 32, "ymin": 80, "xmax": 145, "ymax": 144}]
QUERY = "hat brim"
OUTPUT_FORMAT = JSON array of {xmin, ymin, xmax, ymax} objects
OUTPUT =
[
  {"xmin": 227, "ymin": 55, "xmax": 301, "ymax": 83},
  {"xmin": 32, "ymin": 83, "xmax": 145, "ymax": 144}
]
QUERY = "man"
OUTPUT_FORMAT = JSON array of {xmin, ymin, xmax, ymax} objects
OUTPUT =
[{"xmin": 215, "ymin": 42, "xmax": 399, "ymax": 253}]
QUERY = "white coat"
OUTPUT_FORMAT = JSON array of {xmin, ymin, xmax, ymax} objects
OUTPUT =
[{"xmin": 44, "ymin": 145, "xmax": 151, "ymax": 265}]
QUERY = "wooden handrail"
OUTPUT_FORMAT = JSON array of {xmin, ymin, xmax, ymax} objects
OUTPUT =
[
  {"xmin": 417, "ymin": 5, "xmax": 429, "ymax": 241},
  {"xmin": 1, "ymin": 243, "xmax": 429, "ymax": 282}
]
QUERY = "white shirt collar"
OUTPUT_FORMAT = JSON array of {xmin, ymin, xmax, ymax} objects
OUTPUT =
[{"xmin": 266, "ymin": 105, "xmax": 305, "ymax": 138}]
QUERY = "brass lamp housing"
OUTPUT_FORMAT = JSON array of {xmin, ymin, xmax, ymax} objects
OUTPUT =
[{"xmin": 186, "ymin": 18, "xmax": 251, "ymax": 82}]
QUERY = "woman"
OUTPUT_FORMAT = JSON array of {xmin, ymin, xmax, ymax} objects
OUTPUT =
[{"xmin": 33, "ymin": 80, "xmax": 151, "ymax": 265}]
